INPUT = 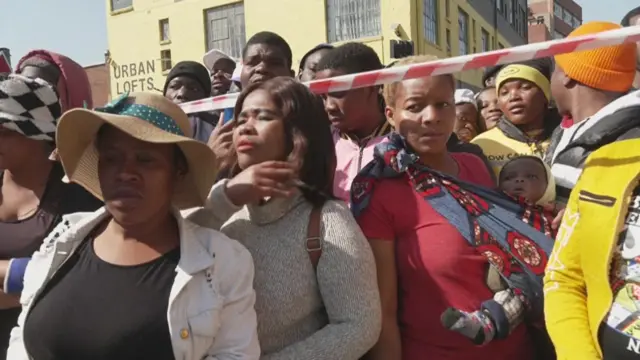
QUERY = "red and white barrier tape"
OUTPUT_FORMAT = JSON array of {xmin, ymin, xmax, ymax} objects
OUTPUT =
[{"xmin": 179, "ymin": 25, "xmax": 640, "ymax": 114}]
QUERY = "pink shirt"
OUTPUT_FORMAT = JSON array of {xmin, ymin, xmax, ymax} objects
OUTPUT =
[{"xmin": 333, "ymin": 129, "xmax": 388, "ymax": 203}]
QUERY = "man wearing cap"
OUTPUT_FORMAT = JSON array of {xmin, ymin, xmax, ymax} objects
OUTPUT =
[
  {"xmin": 163, "ymin": 61, "xmax": 218, "ymax": 143},
  {"xmin": 203, "ymin": 49, "xmax": 237, "ymax": 96},
  {"xmin": 545, "ymin": 21, "xmax": 640, "ymax": 360},
  {"xmin": 546, "ymin": 21, "xmax": 640, "ymax": 205}
]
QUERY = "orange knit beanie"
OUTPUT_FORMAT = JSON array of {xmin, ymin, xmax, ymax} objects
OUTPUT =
[{"xmin": 554, "ymin": 21, "xmax": 637, "ymax": 92}]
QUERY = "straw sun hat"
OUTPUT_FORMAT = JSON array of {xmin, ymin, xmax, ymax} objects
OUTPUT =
[{"xmin": 56, "ymin": 92, "xmax": 218, "ymax": 209}]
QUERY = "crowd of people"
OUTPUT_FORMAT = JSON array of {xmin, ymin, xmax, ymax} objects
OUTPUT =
[{"xmin": 0, "ymin": 5, "xmax": 638, "ymax": 360}]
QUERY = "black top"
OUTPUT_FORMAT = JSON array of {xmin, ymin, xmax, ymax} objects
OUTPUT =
[
  {"xmin": 23, "ymin": 236, "xmax": 180, "ymax": 360},
  {"xmin": 600, "ymin": 324, "xmax": 640, "ymax": 359},
  {"xmin": 0, "ymin": 163, "xmax": 101, "ymax": 259},
  {"xmin": 0, "ymin": 163, "xmax": 101, "ymax": 358}
]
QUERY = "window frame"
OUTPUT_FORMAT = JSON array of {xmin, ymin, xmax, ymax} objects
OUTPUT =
[
  {"xmin": 422, "ymin": 0, "xmax": 439, "ymax": 45},
  {"xmin": 110, "ymin": 0, "xmax": 132, "ymax": 12},
  {"xmin": 481, "ymin": 28, "xmax": 490, "ymax": 52},
  {"xmin": 159, "ymin": 18, "xmax": 170, "ymax": 42},
  {"xmin": 204, "ymin": 2, "xmax": 247, "ymax": 59},
  {"xmin": 458, "ymin": 9, "xmax": 469, "ymax": 56},
  {"xmin": 326, "ymin": 0, "xmax": 382, "ymax": 42},
  {"xmin": 160, "ymin": 49, "xmax": 172, "ymax": 72},
  {"xmin": 553, "ymin": 2, "xmax": 563, "ymax": 18}
]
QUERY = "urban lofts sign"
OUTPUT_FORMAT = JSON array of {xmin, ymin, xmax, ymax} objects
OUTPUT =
[{"xmin": 111, "ymin": 60, "xmax": 159, "ymax": 94}]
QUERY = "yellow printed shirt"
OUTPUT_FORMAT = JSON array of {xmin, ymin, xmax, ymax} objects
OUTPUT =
[
  {"xmin": 602, "ymin": 185, "xmax": 640, "ymax": 358},
  {"xmin": 471, "ymin": 127, "xmax": 550, "ymax": 178},
  {"xmin": 543, "ymin": 139, "xmax": 640, "ymax": 359}
]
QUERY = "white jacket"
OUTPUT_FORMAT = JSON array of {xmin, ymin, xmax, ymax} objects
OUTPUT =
[
  {"xmin": 550, "ymin": 89, "xmax": 640, "ymax": 190},
  {"xmin": 7, "ymin": 207, "xmax": 260, "ymax": 360}
]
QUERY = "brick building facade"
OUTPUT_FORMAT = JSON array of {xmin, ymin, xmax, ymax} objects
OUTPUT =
[
  {"xmin": 84, "ymin": 63, "xmax": 110, "ymax": 107},
  {"xmin": 528, "ymin": 0, "xmax": 582, "ymax": 43}
]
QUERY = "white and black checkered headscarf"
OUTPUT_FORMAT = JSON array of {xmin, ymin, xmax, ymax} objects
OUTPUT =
[{"xmin": 0, "ymin": 74, "xmax": 62, "ymax": 142}]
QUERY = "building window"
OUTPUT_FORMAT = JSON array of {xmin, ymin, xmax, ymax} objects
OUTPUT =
[
  {"xmin": 506, "ymin": 0, "xmax": 514, "ymax": 24},
  {"xmin": 572, "ymin": 15, "xmax": 581, "ymax": 28},
  {"xmin": 110, "ymin": 0, "xmax": 132, "ymax": 12},
  {"xmin": 205, "ymin": 2, "xmax": 246, "ymax": 59},
  {"xmin": 554, "ymin": 31, "xmax": 565, "ymax": 39},
  {"xmin": 160, "ymin": 49, "xmax": 172, "ymax": 72},
  {"xmin": 445, "ymin": 0, "xmax": 450, "ymax": 18},
  {"xmin": 159, "ymin": 19, "xmax": 170, "ymax": 42},
  {"xmin": 423, "ymin": 0, "xmax": 438, "ymax": 44},
  {"xmin": 326, "ymin": 0, "xmax": 381, "ymax": 42},
  {"xmin": 511, "ymin": 6, "xmax": 526, "ymax": 37},
  {"xmin": 458, "ymin": 9, "xmax": 469, "ymax": 55},
  {"xmin": 554, "ymin": 2, "xmax": 563, "ymax": 18},
  {"xmin": 481, "ymin": 29, "xmax": 490, "ymax": 52},
  {"xmin": 496, "ymin": 0, "xmax": 503, "ymax": 13},
  {"xmin": 563, "ymin": 9, "xmax": 572, "ymax": 24},
  {"xmin": 446, "ymin": 28, "xmax": 452, "ymax": 54}
]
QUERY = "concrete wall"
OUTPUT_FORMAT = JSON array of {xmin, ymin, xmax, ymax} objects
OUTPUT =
[
  {"xmin": 528, "ymin": 0, "xmax": 582, "ymax": 41},
  {"xmin": 528, "ymin": 23, "xmax": 551, "ymax": 43}
]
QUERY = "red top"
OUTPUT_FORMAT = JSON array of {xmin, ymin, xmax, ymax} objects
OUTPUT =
[{"xmin": 357, "ymin": 153, "xmax": 533, "ymax": 360}]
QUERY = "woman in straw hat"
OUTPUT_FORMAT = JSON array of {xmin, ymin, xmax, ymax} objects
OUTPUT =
[
  {"xmin": 190, "ymin": 77, "xmax": 381, "ymax": 359},
  {"xmin": 0, "ymin": 74, "xmax": 101, "ymax": 358},
  {"xmin": 7, "ymin": 92, "xmax": 259, "ymax": 360}
]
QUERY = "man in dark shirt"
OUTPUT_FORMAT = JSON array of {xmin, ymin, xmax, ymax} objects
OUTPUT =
[{"xmin": 163, "ymin": 61, "xmax": 218, "ymax": 143}]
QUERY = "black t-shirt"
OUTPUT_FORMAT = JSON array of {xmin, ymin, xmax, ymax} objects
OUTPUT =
[{"xmin": 23, "ymin": 236, "xmax": 180, "ymax": 360}]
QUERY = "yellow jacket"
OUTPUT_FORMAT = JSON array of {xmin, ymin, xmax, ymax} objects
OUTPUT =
[
  {"xmin": 544, "ymin": 138, "xmax": 640, "ymax": 359},
  {"xmin": 471, "ymin": 127, "xmax": 550, "ymax": 177}
]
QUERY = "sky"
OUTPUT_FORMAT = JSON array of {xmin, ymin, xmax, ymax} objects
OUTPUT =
[{"xmin": 0, "ymin": 0, "xmax": 638, "ymax": 68}]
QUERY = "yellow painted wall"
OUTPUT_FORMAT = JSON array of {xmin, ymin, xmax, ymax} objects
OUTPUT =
[{"xmin": 105, "ymin": 0, "xmax": 517, "ymax": 97}]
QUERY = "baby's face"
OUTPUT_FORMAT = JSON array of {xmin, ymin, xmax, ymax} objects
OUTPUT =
[
  {"xmin": 499, "ymin": 158, "xmax": 548, "ymax": 203},
  {"xmin": 454, "ymin": 103, "xmax": 479, "ymax": 143}
]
